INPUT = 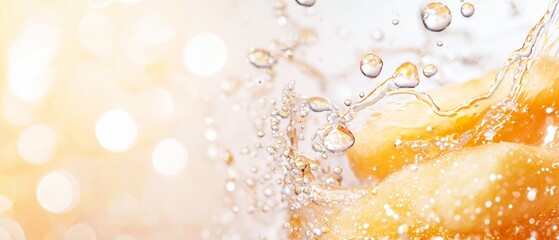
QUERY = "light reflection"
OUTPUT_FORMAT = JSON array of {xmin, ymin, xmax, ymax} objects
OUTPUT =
[{"xmin": 544, "ymin": 125, "xmax": 558, "ymax": 145}]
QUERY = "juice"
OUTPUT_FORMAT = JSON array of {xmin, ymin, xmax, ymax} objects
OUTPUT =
[{"xmin": 213, "ymin": 0, "xmax": 559, "ymax": 239}]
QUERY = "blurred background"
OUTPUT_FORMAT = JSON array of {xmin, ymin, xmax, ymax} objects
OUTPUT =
[{"xmin": 0, "ymin": 0, "xmax": 551, "ymax": 239}]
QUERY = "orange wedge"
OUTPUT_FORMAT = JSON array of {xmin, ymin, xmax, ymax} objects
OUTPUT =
[
  {"xmin": 348, "ymin": 58, "xmax": 559, "ymax": 181},
  {"xmin": 325, "ymin": 142, "xmax": 559, "ymax": 239}
]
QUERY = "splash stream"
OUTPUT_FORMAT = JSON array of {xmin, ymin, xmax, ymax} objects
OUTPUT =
[{"xmin": 209, "ymin": 0, "xmax": 559, "ymax": 239}]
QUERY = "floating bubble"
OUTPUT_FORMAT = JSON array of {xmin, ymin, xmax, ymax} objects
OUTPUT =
[
  {"xmin": 461, "ymin": 2, "xmax": 475, "ymax": 18},
  {"xmin": 360, "ymin": 53, "xmax": 383, "ymax": 78},
  {"xmin": 421, "ymin": 2, "xmax": 452, "ymax": 32},
  {"xmin": 422, "ymin": 64, "xmax": 438, "ymax": 78},
  {"xmin": 295, "ymin": 0, "xmax": 315, "ymax": 7},
  {"xmin": 323, "ymin": 124, "xmax": 355, "ymax": 153},
  {"xmin": 247, "ymin": 49, "xmax": 276, "ymax": 68},
  {"xmin": 391, "ymin": 62, "xmax": 420, "ymax": 88}
]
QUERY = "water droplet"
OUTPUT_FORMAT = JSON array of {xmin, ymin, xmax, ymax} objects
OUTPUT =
[
  {"xmin": 371, "ymin": 29, "xmax": 383, "ymax": 41},
  {"xmin": 323, "ymin": 124, "xmax": 355, "ymax": 153},
  {"xmin": 423, "ymin": 64, "xmax": 438, "ymax": 77},
  {"xmin": 308, "ymin": 97, "xmax": 331, "ymax": 112},
  {"xmin": 263, "ymin": 188, "xmax": 273, "ymax": 197},
  {"xmin": 272, "ymin": 0, "xmax": 286, "ymax": 11},
  {"xmin": 358, "ymin": 92, "xmax": 365, "ymax": 98},
  {"xmin": 436, "ymin": 41, "xmax": 444, "ymax": 47},
  {"xmin": 248, "ymin": 49, "xmax": 276, "ymax": 68},
  {"xmin": 225, "ymin": 180, "xmax": 236, "ymax": 192},
  {"xmin": 394, "ymin": 138, "xmax": 404, "ymax": 148},
  {"xmin": 299, "ymin": 29, "xmax": 318, "ymax": 45},
  {"xmin": 546, "ymin": 107, "xmax": 555, "ymax": 114},
  {"xmin": 277, "ymin": 16, "xmax": 288, "ymax": 25},
  {"xmin": 483, "ymin": 129, "xmax": 496, "ymax": 141},
  {"xmin": 295, "ymin": 0, "xmax": 315, "ymax": 7},
  {"xmin": 360, "ymin": 53, "xmax": 383, "ymax": 78},
  {"xmin": 392, "ymin": 19, "xmax": 400, "ymax": 25},
  {"xmin": 421, "ymin": 2, "xmax": 452, "ymax": 32},
  {"xmin": 344, "ymin": 99, "xmax": 352, "ymax": 106},
  {"xmin": 391, "ymin": 62, "xmax": 420, "ymax": 88},
  {"xmin": 461, "ymin": 2, "xmax": 475, "ymax": 18}
]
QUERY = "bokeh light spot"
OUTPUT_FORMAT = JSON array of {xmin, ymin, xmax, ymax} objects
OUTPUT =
[
  {"xmin": 0, "ymin": 218, "xmax": 24, "ymax": 240},
  {"xmin": 17, "ymin": 124, "xmax": 58, "ymax": 165},
  {"xmin": 37, "ymin": 171, "xmax": 80, "ymax": 213},
  {"xmin": 64, "ymin": 224, "xmax": 96, "ymax": 240},
  {"xmin": 183, "ymin": 32, "xmax": 227, "ymax": 76},
  {"xmin": 77, "ymin": 12, "xmax": 114, "ymax": 57},
  {"xmin": 152, "ymin": 139, "xmax": 188, "ymax": 176},
  {"xmin": 95, "ymin": 109, "xmax": 138, "ymax": 152}
]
